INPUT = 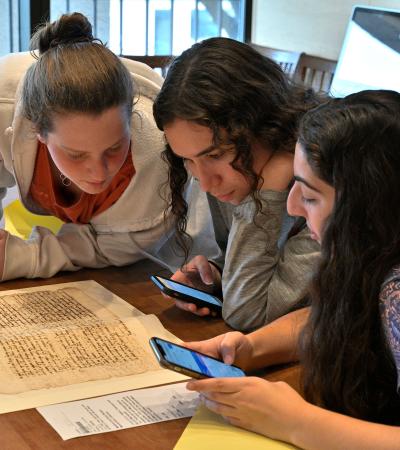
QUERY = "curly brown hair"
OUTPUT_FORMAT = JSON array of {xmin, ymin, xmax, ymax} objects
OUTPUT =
[{"xmin": 153, "ymin": 37, "xmax": 322, "ymax": 258}]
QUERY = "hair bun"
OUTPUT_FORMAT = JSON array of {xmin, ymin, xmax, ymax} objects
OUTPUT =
[{"xmin": 31, "ymin": 12, "xmax": 94, "ymax": 53}]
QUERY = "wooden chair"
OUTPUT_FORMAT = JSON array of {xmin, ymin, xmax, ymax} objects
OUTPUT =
[
  {"xmin": 295, "ymin": 54, "xmax": 337, "ymax": 93},
  {"xmin": 249, "ymin": 43, "xmax": 302, "ymax": 77},
  {"xmin": 120, "ymin": 55, "xmax": 173, "ymax": 78}
]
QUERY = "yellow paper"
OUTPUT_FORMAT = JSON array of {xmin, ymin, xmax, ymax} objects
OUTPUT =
[
  {"xmin": 174, "ymin": 405, "xmax": 298, "ymax": 450},
  {"xmin": 4, "ymin": 200, "xmax": 63, "ymax": 239}
]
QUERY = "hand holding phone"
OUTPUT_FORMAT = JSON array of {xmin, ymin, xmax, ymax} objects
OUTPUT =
[
  {"xmin": 150, "ymin": 275, "xmax": 223, "ymax": 314},
  {"xmin": 169, "ymin": 256, "xmax": 222, "ymax": 316},
  {"xmin": 149, "ymin": 337, "xmax": 245, "ymax": 379},
  {"xmin": 181, "ymin": 255, "xmax": 220, "ymax": 286}
]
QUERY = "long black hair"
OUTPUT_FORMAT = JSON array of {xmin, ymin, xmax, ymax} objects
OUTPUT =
[
  {"xmin": 298, "ymin": 89, "xmax": 400, "ymax": 424},
  {"xmin": 153, "ymin": 37, "xmax": 321, "ymax": 257}
]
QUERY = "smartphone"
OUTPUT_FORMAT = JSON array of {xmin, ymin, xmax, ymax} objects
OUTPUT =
[
  {"xmin": 149, "ymin": 337, "xmax": 245, "ymax": 379},
  {"xmin": 150, "ymin": 275, "xmax": 223, "ymax": 313}
]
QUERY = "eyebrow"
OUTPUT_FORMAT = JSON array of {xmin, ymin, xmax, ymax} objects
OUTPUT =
[
  {"xmin": 171, "ymin": 144, "xmax": 218, "ymax": 159},
  {"xmin": 294, "ymin": 175, "xmax": 322, "ymax": 193},
  {"xmin": 61, "ymin": 138, "xmax": 125, "ymax": 154},
  {"xmin": 194, "ymin": 145, "xmax": 219, "ymax": 157}
]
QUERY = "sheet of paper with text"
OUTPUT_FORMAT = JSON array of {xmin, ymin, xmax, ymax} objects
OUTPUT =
[
  {"xmin": 38, "ymin": 382, "xmax": 198, "ymax": 440},
  {"xmin": 0, "ymin": 280, "xmax": 187, "ymax": 413}
]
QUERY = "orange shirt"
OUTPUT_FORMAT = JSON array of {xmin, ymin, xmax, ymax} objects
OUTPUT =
[{"xmin": 29, "ymin": 142, "xmax": 135, "ymax": 224}]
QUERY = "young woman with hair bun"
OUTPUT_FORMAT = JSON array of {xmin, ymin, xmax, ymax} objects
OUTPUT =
[{"xmin": 0, "ymin": 12, "xmax": 215, "ymax": 281}]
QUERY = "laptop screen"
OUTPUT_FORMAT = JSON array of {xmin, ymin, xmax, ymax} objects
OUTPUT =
[{"xmin": 330, "ymin": 5, "xmax": 400, "ymax": 97}]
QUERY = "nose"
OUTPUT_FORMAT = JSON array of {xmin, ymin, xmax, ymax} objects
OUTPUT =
[
  {"xmin": 191, "ymin": 162, "xmax": 220, "ymax": 193},
  {"xmin": 88, "ymin": 156, "xmax": 109, "ymax": 181},
  {"xmin": 287, "ymin": 182, "xmax": 305, "ymax": 218}
]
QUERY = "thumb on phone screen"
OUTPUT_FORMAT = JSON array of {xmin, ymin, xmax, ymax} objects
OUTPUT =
[{"xmin": 183, "ymin": 255, "xmax": 216, "ymax": 285}]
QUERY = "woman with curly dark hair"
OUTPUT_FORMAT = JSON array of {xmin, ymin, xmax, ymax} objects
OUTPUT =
[
  {"xmin": 184, "ymin": 90, "xmax": 400, "ymax": 448},
  {"xmin": 153, "ymin": 37, "xmax": 321, "ymax": 331}
]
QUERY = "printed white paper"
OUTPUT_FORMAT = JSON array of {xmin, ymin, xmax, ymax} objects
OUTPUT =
[{"xmin": 37, "ymin": 382, "xmax": 198, "ymax": 440}]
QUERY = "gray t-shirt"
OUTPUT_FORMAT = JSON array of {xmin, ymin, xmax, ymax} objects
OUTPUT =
[{"xmin": 208, "ymin": 189, "xmax": 320, "ymax": 331}]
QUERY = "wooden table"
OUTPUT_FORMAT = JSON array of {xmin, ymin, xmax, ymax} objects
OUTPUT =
[{"xmin": 0, "ymin": 260, "xmax": 300, "ymax": 450}]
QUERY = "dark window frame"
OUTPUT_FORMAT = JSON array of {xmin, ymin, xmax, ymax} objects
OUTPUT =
[{"xmin": 9, "ymin": 0, "xmax": 252, "ymax": 54}]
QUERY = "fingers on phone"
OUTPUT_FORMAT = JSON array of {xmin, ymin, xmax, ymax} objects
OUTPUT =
[
  {"xmin": 193, "ymin": 260, "xmax": 214, "ymax": 285},
  {"xmin": 198, "ymin": 265, "xmax": 215, "ymax": 285},
  {"xmin": 174, "ymin": 300, "xmax": 211, "ymax": 316},
  {"xmin": 175, "ymin": 299, "xmax": 195, "ymax": 312},
  {"xmin": 171, "ymin": 272, "xmax": 193, "ymax": 287},
  {"xmin": 182, "ymin": 256, "xmax": 214, "ymax": 285},
  {"xmin": 195, "ymin": 307, "xmax": 211, "ymax": 316}
]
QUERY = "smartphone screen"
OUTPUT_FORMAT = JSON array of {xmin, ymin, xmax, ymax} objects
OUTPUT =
[
  {"xmin": 152, "ymin": 337, "xmax": 245, "ymax": 378},
  {"xmin": 151, "ymin": 276, "xmax": 222, "ymax": 307}
]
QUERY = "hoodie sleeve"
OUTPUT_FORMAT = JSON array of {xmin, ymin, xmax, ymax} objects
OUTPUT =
[{"xmin": 221, "ymin": 190, "xmax": 320, "ymax": 331}]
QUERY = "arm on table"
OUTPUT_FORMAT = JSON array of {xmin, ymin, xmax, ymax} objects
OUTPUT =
[
  {"xmin": 221, "ymin": 190, "xmax": 319, "ymax": 331},
  {"xmin": 2, "ymin": 224, "xmax": 108, "ymax": 280},
  {"xmin": 186, "ymin": 307, "xmax": 309, "ymax": 371}
]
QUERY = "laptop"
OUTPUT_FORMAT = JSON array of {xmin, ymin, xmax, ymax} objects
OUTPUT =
[{"xmin": 330, "ymin": 5, "xmax": 400, "ymax": 97}]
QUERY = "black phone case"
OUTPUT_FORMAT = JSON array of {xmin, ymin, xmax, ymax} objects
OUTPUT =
[
  {"xmin": 149, "ymin": 337, "xmax": 208, "ymax": 379},
  {"xmin": 149, "ymin": 337, "xmax": 245, "ymax": 379},
  {"xmin": 150, "ymin": 275, "xmax": 222, "ymax": 313}
]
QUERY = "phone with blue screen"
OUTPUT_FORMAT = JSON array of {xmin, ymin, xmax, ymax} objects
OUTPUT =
[
  {"xmin": 150, "ymin": 275, "xmax": 223, "ymax": 313},
  {"xmin": 149, "ymin": 337, "xmax": 245, "ymax": 379}
]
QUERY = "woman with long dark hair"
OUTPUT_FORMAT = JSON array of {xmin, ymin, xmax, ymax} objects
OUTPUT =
[
  {"xmin": 184, "ymin": 90, "xmax": 400, "ymax": 448},
  {"xmin": 153, "ymin": 37, "xmax": 321, "ymax": 331}
]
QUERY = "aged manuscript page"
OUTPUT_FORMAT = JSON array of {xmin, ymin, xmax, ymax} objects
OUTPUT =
[{"xmin": 0, "ymin": 281, "xmax": 187, "ymax": 413}]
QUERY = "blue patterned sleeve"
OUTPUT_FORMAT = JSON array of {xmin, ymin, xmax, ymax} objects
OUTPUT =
[{"xmin": 380, "ymin": 268, "xmax": 400, "ymax": 390}]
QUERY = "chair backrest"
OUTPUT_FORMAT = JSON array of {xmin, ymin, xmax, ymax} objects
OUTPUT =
[
  {"xmin": 120, "ymin": 55, "xmax": 173, "ymax": 78},
  {"xmin": 295, "ymin": 54, "xmax": 337, "ymax": 93},
  {"xmin": 249, "ymin": 43, "xmax": 302, "ymax": 77}
]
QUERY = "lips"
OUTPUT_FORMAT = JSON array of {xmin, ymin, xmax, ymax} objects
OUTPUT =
[
  {"xmin": 214, "ymin": 191, "xmax": 234, "ymax": 202},
  {"xmin": 307, "ymin": 223, "xmax": 319, "ymax": 241},
  {"xmin": 87, "ymin": 180, "xmax": 107, "ymax": 186}
]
